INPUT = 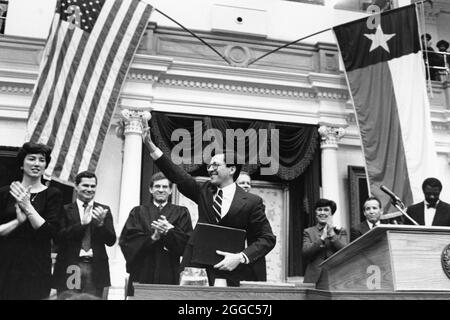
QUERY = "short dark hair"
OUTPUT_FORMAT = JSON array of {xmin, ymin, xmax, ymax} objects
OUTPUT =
[
  {"xmin": 16, "ymin": 142, "xmax": 52, "ymax": 169},
  {"xmin": 222, "ymin": 150, "xmax": 242, "ymax": 182},
  {"xmin": 364, "ymin": 196, "xmax": 382, "ymax": 210},
  {"xmin": 422, "ymin": 177, "xmax": 442, "ymax": 191},
  {"xmin": 437, "ymin": 40, "xmax": 449, "ymax": 50},
  {"xmin": 75, "ymin": 171, "xmax": 97, "ymax": 186},
  {"xmin": 149, "ymin": 172, "xmax": 172, "ymax": 188},
  {"xmin": 421, "ymin": 33, "xmax": 431, "ymax": 41},
  {"xmin": 314, "ymin": 198, "xmax": 337, "ymax": 215}
]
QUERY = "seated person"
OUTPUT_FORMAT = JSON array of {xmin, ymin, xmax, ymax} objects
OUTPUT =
[{"xmin": 302, "ymin": 199, "xmax": 347, "ymax": 284}]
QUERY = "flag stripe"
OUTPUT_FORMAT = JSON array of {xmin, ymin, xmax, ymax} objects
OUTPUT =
[
  {"xmin": 347, "ymin": 62, "xmax": 413, "ymax": 211},
  {"xmin": 33, "ymin": 30, "xmax": 86, "ymax": 145},
  {"xmin": 29, "ymin": 26, "xmax": 82, "ymax": 142},
  {"xmin": 84, "ymin": 2, "xmax": 153, "ymax": 176},
  {"xmin": 28, "ymin": 22, "xmax": 74, "ymax": 136},
  {"xmin": 67, "ymin": 0, "xmax": 142, "ymax": 178},
  {"xmin": 388, "ymin": 52, "xmax": 438, "ymax": 202},
  {"xmin": 50, "ymin": 0, "xmax": 125, "ymax": 175},
  {"xmin": 29, "ymin": 15, "xmax": 61, "ymax": 116}
]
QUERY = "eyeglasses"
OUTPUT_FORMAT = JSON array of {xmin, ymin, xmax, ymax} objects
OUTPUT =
[{"xmin": 207, "ymin": 163, "xmax": 225, "ymax": 170}]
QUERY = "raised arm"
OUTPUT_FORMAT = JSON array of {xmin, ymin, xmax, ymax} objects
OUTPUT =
[{"xmin": 142, "ymin": 122, "xmax": 201, "ymax": 203}]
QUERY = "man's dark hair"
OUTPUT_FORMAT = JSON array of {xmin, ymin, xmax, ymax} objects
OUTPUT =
[
  {"xmin": 149, "ymin": 172, "xmax": 172, "ymax": 188},
  {"xmin": 16, "ymin": 142, "xmax": 52, "ymax": 169},
  {"xmin": 222, "ymin": 150, "xmax": 242, "ymax": 182},
  {"xmin": 314, "ymin": 198, "xmax": 337, "ymax": 215},
  {"xmin": 364, "ymin": 196, "xmax": 382, "ymax": 210},
  {"xmin": 422, "ymin": 177, "xmax": 442, "ymax": 191},
  {"xmin": 75, "ymin": 171, "xmax": 97, "ymax": 186}
]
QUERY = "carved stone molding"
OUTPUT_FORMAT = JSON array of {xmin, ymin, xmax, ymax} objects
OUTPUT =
[
  {"xmin": 157, "ymin": 77, "xmax": 318, "ymax": 99},
  {"xmin": 224, "ymin": 44, "xmax": 252, "ymax": 67},
  {"xmin": 116, "ymin": 109, "xmax": 151, "ymax": 138},
  {"xmin": 0, "ymin": 85, "xmax": 33, "ymax": 95},
  {"xmin": 126, "ymin": 72, "xmax": 159, "ymax": 82},
  {"xmin": 318, "ymin": 125, "xmax": 346, "ymax": 149}
]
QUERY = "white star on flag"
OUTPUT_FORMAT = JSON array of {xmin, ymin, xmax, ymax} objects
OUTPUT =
[{"xmin": 364, "ymin": 25, "xmax": 396, "ymax": 53}]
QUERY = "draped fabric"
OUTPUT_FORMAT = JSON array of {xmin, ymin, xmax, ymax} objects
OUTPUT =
[{"xmin": 149, "ymin": 112, "xmax": 319, "ymax": 181}]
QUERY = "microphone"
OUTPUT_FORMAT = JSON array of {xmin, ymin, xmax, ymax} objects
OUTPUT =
[{"xmin": 380, "ymin": 185, "xmax": 402, "ymax": 203}]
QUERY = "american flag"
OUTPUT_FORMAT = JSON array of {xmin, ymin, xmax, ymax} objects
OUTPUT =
[{"xmin": 27, "ymin": 0, "xmax": 153, "ymax": 183}]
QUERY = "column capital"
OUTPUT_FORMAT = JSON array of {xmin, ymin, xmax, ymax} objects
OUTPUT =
[
  {"xmin": 116, "ymin": 109, "xmax": 151, "ymax": 138},
  {"xmin": 318, "ymin": 125, "xmax": 346, "ymax": 149}
]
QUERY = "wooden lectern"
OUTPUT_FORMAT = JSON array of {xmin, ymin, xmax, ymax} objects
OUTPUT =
[{"xmin": 316, "ymin": 225, "xmax": 450, "ymax": 296}]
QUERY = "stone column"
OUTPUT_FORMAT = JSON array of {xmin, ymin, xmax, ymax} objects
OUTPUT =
[
  {"xmin": 318, "ymin": 125, "xmax": 346, "ymax": 228},
  {"xmin": 117, "ymin": 108, "xmax": 151, "ymax": 232}
]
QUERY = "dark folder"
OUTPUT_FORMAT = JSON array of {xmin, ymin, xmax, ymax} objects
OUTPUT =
[{"xmin": 191, "ymin": 223, "xmax": 246, "ymax": 266}]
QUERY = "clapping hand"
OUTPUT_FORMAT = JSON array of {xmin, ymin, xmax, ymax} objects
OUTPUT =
[
  {"xmin": 92, "ymin": 206, "xmax": 107, "ymax": 226},
  {"xmin": 9, "ymin": 182, "xmax": 32, "ymax": 212},
  {"xmin": 151, "ymin": 215, "xmax": 174, "ymax": 235},
  {"xmin": 15, "ymin": 204, "xmax": 27, "ymax": 224},
  {"xmin": 327, "ymin": 223, "xmax": 336, "ymax": 237}
]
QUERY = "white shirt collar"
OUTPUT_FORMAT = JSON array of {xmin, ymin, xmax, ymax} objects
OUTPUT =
[
  {"xmin": 76, "ymin": 198, "xmax": 94, "ymax": 208},
  {"xmin": 366, "ymin": 220, "xmax": 380, "ymax": 229},
  {"xmin": 217, "ymin": 182, "xmax": 236, "ymax": 195},
  {"xmin": 153, "ymin": 201, "xmax": 168, "ymax": 208}
]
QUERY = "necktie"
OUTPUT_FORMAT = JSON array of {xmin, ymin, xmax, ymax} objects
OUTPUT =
[
  {"xmin": 426, "ymin": 203, "xmax": 436, "ymax": 209},
  {"xmin": 158, "ymin": 204, "xmax": 163, "ymax": 212},
  {"xmin": 372, "ymin": 222, "xmax": 377, "ymax": 229},
  {"xmin": 212, "ymin": 189, "xmax": 223, "ymax": 223},
  {"xmin": 81, "ymin": 202, "xmax": 91, "ymax": 251}
]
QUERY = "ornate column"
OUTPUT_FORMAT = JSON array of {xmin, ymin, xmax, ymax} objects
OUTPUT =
[
  {"xmin": 318, "ymin": 125, "xmax": 346, "ymax": 228},
  {"xmin": 117, "ymin": 107, "xmax": 151, "ymax": 232}
]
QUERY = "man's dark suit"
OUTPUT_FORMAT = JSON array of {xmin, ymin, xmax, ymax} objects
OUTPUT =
[
  {"xmin": 53, "ymin": 202, "xmax": 116, "ymax": 292},
  {"xmin": 405, "ymin": 201, "xmax": 450, "ymax": 226},
  {"xmin": 155, "ymin": 154, "xmax": 276, "ymax": 285},
  {"xmin": 302, "ymin": 225, "xmax": 347, "ymax": 284},
  {"xmin": 350, "ymin": 221, "xmax": 371, "ymax": 242}
]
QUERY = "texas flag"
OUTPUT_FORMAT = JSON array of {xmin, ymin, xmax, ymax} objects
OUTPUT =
[{"xmin": 334, "ymin": 4, "xmax": 437, "ymax": 212}]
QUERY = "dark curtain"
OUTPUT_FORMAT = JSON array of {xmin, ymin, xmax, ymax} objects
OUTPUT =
[
  {"xmin": 288, "ymin": 148, "xmax": 321, "ymax": 277},
  {"xmin": 149, "ymin": 112, "xmax": 319, "ymax": 180}
]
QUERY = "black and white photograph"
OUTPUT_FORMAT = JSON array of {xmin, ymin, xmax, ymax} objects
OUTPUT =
[{"xmin": 0, "ymin": 0, "xmax": 450, "ymax": 304}]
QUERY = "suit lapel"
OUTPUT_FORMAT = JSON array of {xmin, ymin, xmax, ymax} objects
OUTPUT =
[
  {"xmin": 69, "ymin": 202, "xmax": 81, "ymax": 224},
  {"xmin": 414, "ymin": 202, "xmax": 425, "ymax": 225},
  {"xmin": 224, "ymin": 187, "xmax": 247, "ymax": 221},
  {"xmin": 433, "ymin": 202, "xmax": 445, "ymax": 226},
  {"xmin": 361, "ymin": 221, "xmax": 370, "ymax": 234}
]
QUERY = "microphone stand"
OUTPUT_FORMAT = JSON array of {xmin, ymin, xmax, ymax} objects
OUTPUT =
[{"xmin": 391, "ymin": 199, "xmax": 419, "ymax": 226}]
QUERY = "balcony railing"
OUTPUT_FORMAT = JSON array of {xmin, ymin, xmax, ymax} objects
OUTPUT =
[
  {"xmin": 0, "ymin": 0, "xmax": 8, "ymax": 35},
  {"xmin": 424, "ymin": 50, "xmax": 450, "ymax": 81}
]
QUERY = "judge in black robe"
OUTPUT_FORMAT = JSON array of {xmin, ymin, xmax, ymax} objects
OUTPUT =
[{"xmin": 119, "ymin": 173, "xmax": 192, "ymax": 295}]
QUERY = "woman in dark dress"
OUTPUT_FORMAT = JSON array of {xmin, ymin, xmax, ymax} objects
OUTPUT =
[{"xmin": 0, "ymin": 142, "xmax": 62, "ymax": 300}]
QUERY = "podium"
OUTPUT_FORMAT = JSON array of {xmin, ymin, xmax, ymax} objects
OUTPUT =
[
  {"xmin": 128, "ymin": 225, "xmax": 450, "ymax": 300},
  {"xmin": 316, "ymin": 225, "xmax": 450, "ymax": 297}
]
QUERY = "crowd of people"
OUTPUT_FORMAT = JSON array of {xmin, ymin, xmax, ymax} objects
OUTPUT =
[{"xmin": 1, "ymin": 137, "xmax": 449, "ymax": 299}]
